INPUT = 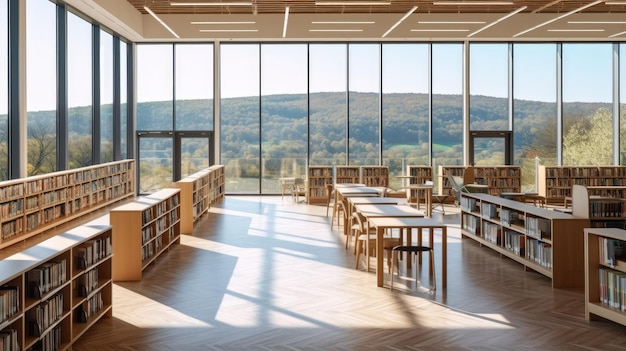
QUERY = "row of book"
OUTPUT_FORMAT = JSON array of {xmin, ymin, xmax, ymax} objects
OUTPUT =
[
  {"xmin": 76, "ymin": 236, "xmax": 112, "ymax": 269},
  {"xmin": 599, "ymin": 237, "xmax": 625, "ymax": 267},
  {"xmin": 590, "ymin": 201, "xmax": 626, "ymax": 219},
  {"xmin": 308, "ymin": 168, "xmax": 332, "ymax": 177},
  {"xmin": 41, "ymin": 189, "xmax": 67, "ymax": 207},
  {"xmin": 504, "ymin": 230, "xmax": 524, "ymax": 256},
  {"xmin": 0, "ymin": 329, "xmax": 19, "ymax": 351},
  {"xmin": 42, "ymin": 205, "xmax": 65, "ymax": 225},
  {"xmin": 481, "ymin": 203, "xmax": 498, "ymax": 220},
  {"xmin": 31, "ymin": 324, "xmax": 61, "ymax": 351},
  {"xmin": 77, "ymin": 268, "xmax": 99, "ymax": 298},
  {"xmin": 500, "ymin": 208, "xmax": 524, "ymax": 227},
  {"xmin": 142, "ymin": 239, "xmax": 160, "ymax": 262},
  {"xmin": 0, "ymin": 286, "xmax": 19, "ymax": 324},
  {"xmin": 482, "ymin": 221, "xmax": 500, "ymax": 245},
  {"xmin": 307, "ymin": 178, "xmax": 331, "ymax": 187},
  {"xmin": 459, "ymin": 197, "xmax": 478, "ymax": 213},
  {"xmin": 141, "ymin": 226, "xmax": 154, "ymax": 245},
  {"xmin": 545, "ymin": 179, "xmax": 626, "ymax": 187},
  {"xmin": 1, "ymin": 219, "xmax": 22, "ymax": 241},
  {"xmin": 41, "ymin": 175, "xmax": 67, "ymax": 192},
  {"xmin": 0, "ymin": 199, "xmax": 22, "ymax": 220},
  {"xmin": 27, "ymin": 293, "xmax": 64, "ymax": 337},
  {"xmin": 474, "ymin": 168, "xmax": 520, "ymax": 177},
  {"xmin": 75, "ymin": 291, "xmax": 104, "ymax": 323},
  {"xmin": 599, "ymin": 267, "xmax": 626, "ymax": 311},
  {"xmin": 525, "ymin": 216, "xmax": 551, "ymax": 240},
  {"xmin": 543, "ymin": 166, "xmax": 626, "ymax": 178},
  {"xmin": 526, "ymin": 238, "xmax": 552, "ymax": 268},
  {"xmin": 0, "ymin": 184, "xmax": 23, "ymax": 202},
  {"xmin": 27, "ymin": 259, "xmax": 67, "ymax": 299},
  {"xmin": 461, "ymin": 213, "xmax": 479, "ymax": 236}
]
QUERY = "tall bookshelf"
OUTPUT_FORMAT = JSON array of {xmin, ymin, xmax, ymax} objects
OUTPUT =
[
  {"xmin": 538, "ymin": 165, "xmax": 626, "ymax": 204},
  {"xmin": 0, "ymin": 223, "xmax": 113, "ymax": 351},
  {"xmin": 406, "ymin": 166, "xmax": 433, "ymax": 204},
  {"xmin": 438, "ymin": 165, "xmax": 521, "ymax": 197},
  {"xmin": 109, "ymin": 188, "xmax": 181, "ymax": 281},
  {"xmin": 584, "ymin": 227, "xmax": 626, "ymax": 326},
  {"xmin": 306, "ymin": 166, "xmax": 333, "ymax": 204},
  {"xmin": 360, "ymin": 166, "xmax": 389, "ymax": 187},
  {"xmin": 0, "ymin": 159, "xmax": 135, "ymax": 250},
  {"xmin": 460, "ymin": 191, "xmax": 589, "ymax": 288},
  {"xmin": 335, "ymin": 166, "xmax": 360, "ymax": 184}
]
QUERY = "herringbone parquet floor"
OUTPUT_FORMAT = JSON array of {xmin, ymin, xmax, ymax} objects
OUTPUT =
[{"xmin": 74, "ymin": 196, "xmax": 626, "ymax": 350}]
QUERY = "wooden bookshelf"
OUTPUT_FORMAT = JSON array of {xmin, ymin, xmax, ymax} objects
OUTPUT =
[
  {"xmin": 0, "ymin": 160, "xmax": 135, "ymax": 250},
  {"xmin": 538, "ymin": 165, "xmax": 626, "ymax": 204},
  {"xmin": 405, "ymin": 166, "xmax": 433, "ymax": 204},
  {"xmin": 174, "ymin": 165, "xmax": 226, "ymax": 234},
  {"xmin": 0, "ymin": 222, "xmax": 113, "ymax": 351},
  {"xmin": 306, "ymin": 166, "xmax": 333, "ymax": 204},
  {"xmin": 208, "ymin": 165, "xmax": 225, "ymax": 205},
  {"xmin": 360, "ymin": 166, "xmax": 389, "ymax": 187},
  {"xmin": 460, "ymin": 192, "xmax": 589, "ymax": 288},
  {"xmin": 335, "ymin": 166, "xmax": 360, "ymax": 184},
  {"xmin": 438, "ymin": 165, "xmax": 521, "ymax": 197},
  {"xmin": 584, "ymin": 227, "xmax": 626, "ymax": 326},
  {"xmin": 109, "ymin": 188, "xmax": 181, "ymax": 281}
]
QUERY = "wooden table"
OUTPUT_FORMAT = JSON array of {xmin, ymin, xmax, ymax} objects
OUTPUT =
[
  {"xmin": 368, "ymin": 216, "xmax": 448, "ymax": 289},
  {"xmin": 407, "ymin": 184, "xmax": 433, "ymax": 217},
  {"xmin": 335, "ymin": 186, "xmax": 386, "ymax": 233},
  {"xmin": 347, "ymin": 197, "xmax": 400, "ymax": 223}
]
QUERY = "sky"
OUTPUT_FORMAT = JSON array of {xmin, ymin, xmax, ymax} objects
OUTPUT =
[{"xmin": 2, "ymin": 0, "xmax": 621, "ymax": 114}]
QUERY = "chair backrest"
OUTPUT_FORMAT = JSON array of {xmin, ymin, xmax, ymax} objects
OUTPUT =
[
  {"xmin": 463, "ymin": 166, "xmax": 475, "ymax": 185},
  {"xmin": 447, "ymin": 174, "xmax": 467, "ymax": 200},
  {"xmin": 325, "ymin": 183, "xmax": 334, "ymax": 204}
]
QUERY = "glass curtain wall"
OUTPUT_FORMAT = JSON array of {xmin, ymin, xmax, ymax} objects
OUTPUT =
[
  {"xmin": 120, "ymin": 42, "xmax": 128, "ymax": 159},
  {"xmin": 432, "ymin": 44, "xmax": 463, "ymax": 188},
  {"xmin": 175, "ymin": 44, "xmax": 213, "ymax": 131},
  {"xmin": 382, "ymin": 44, "xmax": 429, "ymax": 190},
  {"xmin": 220, "ymin": 44, "xmax": 260, "ymax": 193},
  {"xmin": 0, "ymin": 0, "xmax": 7, "ymax": 180},
  {"xmin": 513, "ymin": 44, "xmax": 557, "ymax": 192},
  {"xmin": 349, "ymin": 44, "xmax": 380, "ymax": 165},
  {"xmin": 562, "ymin": 43, "xmax": 613, "ymax": 165},
  {"xmin": 67, "ymin": 12, "xmax": 93, "ymax": 169},
  {"xmin": 469, "ymin": 43, "xmax": 509, "ymax": 132},
  {"xmin": 100, "ymin": 30, "xmax": 113, "ymax": 163},
  {"xmin": 26, "ymin": 0, "xmax": 57, "ymax": 175},
  {"xmin": 309, "ymin": 44, "xmax": 347, "ymax": 166},
  {"xmin": 260, "ymin": 44, "xmax": 308, "ymax": 193}
]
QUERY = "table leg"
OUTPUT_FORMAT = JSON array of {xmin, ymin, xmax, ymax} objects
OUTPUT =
[
  {"xmin": 377, "ymin": 226, "xmax": 384, "ymax": 287},
  {"xmin": 442, "ymin": 227, "xmax": 447, "ymax": 288}
]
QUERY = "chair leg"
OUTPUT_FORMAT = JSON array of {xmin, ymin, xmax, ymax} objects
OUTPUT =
[{"xmin": 355, "ymin": 240, "xmax": 362, "ymax": 270}]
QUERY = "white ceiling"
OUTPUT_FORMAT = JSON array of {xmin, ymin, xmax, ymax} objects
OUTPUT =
[{"xmin": 66, "ymin": 0, "xmax": 626, "ymax": 41}]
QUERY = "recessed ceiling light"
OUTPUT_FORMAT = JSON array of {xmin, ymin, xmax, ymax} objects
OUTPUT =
[
  {"xmin": 417, "ymin": 21, "xmax": 485, "ymax": 24},
  {"xmin": 605, "ymin": 1, "xmax": 626, "ymax": 4},
  {"xmin": 382, "ymin": 5, "xmax": 418, "ymax": 37},
  {"xmin": 514, "ymin": 0, "xmax": 602, "ymax": 37},
  {"xmin": 411, "ymin": 29, "xmax": 470, "ymax": 32},
  {"xmin": 312, "ymin": 21, "xmax": 375, "ymax": 24},
  {"xmin": 171, "ymin": 1, "xmax": 253, "ymax": 6},
  {"xmin": 199, "ymin": 29, "xmax": 259, "ymax": 32},
  {"xmin": 191, "ymin": 21, "xmax": 256, "ymax": 24},
  {"xmin": 468, "ymin": 6, "xmax": 526, "ymax": 37},
  {"xmin": 309, "ymin": 29, "xmax": 364, "ymax": 32},
  {"xmin": 568, "ymin": 21, "xmax": 626, "ymax": 24},
  {"xmin": 315, "ymin": 1, "xmax": 390, "ymax": 5},
  {"xmin": 547, "ymin": 29, "xmax": 605, "ymax": 32},
  {"xmin": 609, "ymin": 30, "xmax": 626, "ymax": 37},
  {"xmin": 433, "ymin": 1, "xmax": 513, "ymax": 5},
  {"xmin": 144, "ymin": 6, "xmax": 179, "ymax": 38}
]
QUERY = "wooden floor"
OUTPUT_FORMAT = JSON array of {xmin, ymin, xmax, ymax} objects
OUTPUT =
[{"xmin": 74, "ymin": 196, "xmax": 626, "ymax": 350}]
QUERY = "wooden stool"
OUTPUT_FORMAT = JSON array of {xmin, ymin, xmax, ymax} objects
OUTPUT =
[{"xmin": 390, "ymin": 245, "xmax": 436, "ymax": 292}]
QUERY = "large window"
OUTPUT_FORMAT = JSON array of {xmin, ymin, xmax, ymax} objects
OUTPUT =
[
  {"xmin": 220, "ymin": 44, "xmax": 260, "ymax": 193},
  {"xmin": 620, "ymin": 44, "xmax": 626, "ymax": 165},
  {"xmin": 120, "ymin": 41, "xmax": 128, "ymax": 159},
  {"xmin": 469, "ymin": 43, "xmax": 509, "ymax": 131},
  {"xmin": 67, "ymin": 12, "xmax": 93, "ymax": 169},
  {"xmin": 0, "ymin": 0, "xmax": 7, "ymax": 180},
  {"xmin": 100, "ymin": 29, "xmax": 113, "ymax": 163},
  {"xmin": 26, "ymin": 0, "xmax": 57, "ymax": 175},
  {"xmin": 562, "ymin": 43, "xmax": 613, "ymax": 165},
  {"xmin": 382, "ymin": 44, "xmax": 429, "ymax": 189},
  {"xmin": 513, "ymin": 43, "xmax": 557, "ymax": 191},
  {"xmin": 137, "ymin": 44, "xmax": 173, "ymax": 131},
  {"xmin": 349, "ymin": 44, "xmax": 380, "ymax": 165},
  {"xmin": 309, "ymin": 44, "xmax": 347, "ymax": 166},
  {"xmin": 432, "ymin": 43, "xmax": 463, "ymax": 187},
  {"xmin": 260, "ymin": 44, "xmax": 308, "ymax": 193},
  {"xmin": 175, "ymin": 44, "xmax": 213, "ymax": 131}
]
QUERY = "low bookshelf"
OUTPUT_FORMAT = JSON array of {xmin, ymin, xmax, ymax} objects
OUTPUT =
[
  {"xmin": 438, "ymin": 165, "xmax": 521, "ymax": 197},
  {"xmin": 0, "ymin": 222, "xmax": 113, "ymax": 350},
  {"xmin": 109, "ymin": 188, "xmax": 181, "ymax": 281},
  {"xmin": 306, "ymin": 166, "xmax": 333, "ymax": 204},
  {"xmin": 460, "ymin": 191, "xmax": 589, "ymax": 288},
  {"xmin": 584, "ymin": 227, "xmax": 626, "ymax": 326},
  {"xmin": 405, "ymin": 166, "xmax": 433, "ymax": 204},
  {"xmin": 538, "ymin": 165, "xmax": 626, "ymax": 204}
]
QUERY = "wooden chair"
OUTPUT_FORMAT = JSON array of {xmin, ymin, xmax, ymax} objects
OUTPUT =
[
  {"xmin": 325, "ymin": 183, "xmax": 335, "ymax": 217},
  {"xmin": 353, "ymin": 211, "xmax": 400, "ymax": 272}
]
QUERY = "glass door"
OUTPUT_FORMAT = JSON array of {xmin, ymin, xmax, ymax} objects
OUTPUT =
[{"xmin": 469, "ymin": 131, "xmax": 512, "ymax": 165}]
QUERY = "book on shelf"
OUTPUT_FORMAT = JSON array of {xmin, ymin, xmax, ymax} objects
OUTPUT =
[{"xmin": 598, "ymin": 267, "xmax": 626, "ymax": 310}]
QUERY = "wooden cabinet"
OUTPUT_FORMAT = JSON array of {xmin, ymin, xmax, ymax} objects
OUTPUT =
[
  {"xmin": 0, "ymin": 223, "xmax": 113, "ymax": 350},
  {"xmin": 360, "ymin": 166, "xmax": 389, "ymax": 187},
  {"xmin": 0, "ymin": 160, "xmax": 135, "ymax": 250},
  {"xmin": 584, "ymin": 227, "xmax": 626, "ymax": 326},
  {"xmin": 538, "ymin": 165, "xmax": 626, "ymax": 204},
  {"xmin": 335, "ymin": 166, "xmax": 360, "ymax": 184},
  {"xmin": 109, "ymin": 188, "xmax": 181, "ymax": 281},
  {"xmin": 460, "ymin": 192, "xmax": 589, "ymax": 288},
  {"xmin": 306, "ymin": 166, "xmax": 333, "ymax": 204},
  {"xmin": 438, "ymin": 165, "xmax": 521, "ymax": 197}
]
